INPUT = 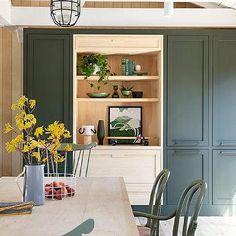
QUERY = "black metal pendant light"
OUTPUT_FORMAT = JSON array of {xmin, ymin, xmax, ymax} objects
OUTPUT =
[{"xmin": 50, "ymin": 0, "xmax": 81, "ymax": 27}]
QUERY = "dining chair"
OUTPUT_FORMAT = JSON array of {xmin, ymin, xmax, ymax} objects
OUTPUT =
[
  {"xmin": 45, "ymin": 142, "xmax": 96, "ymax": 177},
  {"xmin": 134, "ymin": 179, "xmax": 207, "ymax": 236},
  {"xmin": 63, "ymin": 218, "xmax": 95, "ymax": 236},
  {"xmin": 133, "ymin": 169, "xmax": 170, "ymax": 236}
]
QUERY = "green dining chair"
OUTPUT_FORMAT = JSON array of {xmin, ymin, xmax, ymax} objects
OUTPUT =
[
  {"xmin": 133, "ymin": 169, "xmax": 170, "ymax": 236},
  {"xmin": 63, "ymin": 218, "xmax": 95, "ymax": 236},
  {"xmin": 134, "ymin": 179, "xmax": 207, "ymax": 236}
]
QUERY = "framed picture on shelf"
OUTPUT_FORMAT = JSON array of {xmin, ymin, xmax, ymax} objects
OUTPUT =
[{"xmin": 108, "ymin": 106, "xmax": 142, "ymax": 144}]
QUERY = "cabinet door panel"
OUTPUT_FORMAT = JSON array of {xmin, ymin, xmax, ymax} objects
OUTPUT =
[
  {"xmin": 213, "ymin": 36, "xmax": 236, "ymax": 147},
  {"xmin": 167, "ymin": 36, "xmax": 209, "ymax": 147},
  {"xmin": 213, "ymin": 150, "xmax": 236, "ymax": 205},
  {"xmin": 166, "ymin": 149, "xmax": 209, "ymax": 205},
  {"xmin": 24, "ymin": 34, "xmax": 72, "ymax": 129}
]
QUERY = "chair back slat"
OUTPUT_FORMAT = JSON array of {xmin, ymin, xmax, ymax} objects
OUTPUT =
[
  {"xmin": 173, "ymin": 180, "xmax": 207, "ymax": 236},
  {"xmin": 44, "ymin": 142, "xmax": 96, "ymax": 177},
  {"xmin": 147, "ymin": 169, "xmax": 170, "ymax": 235}
]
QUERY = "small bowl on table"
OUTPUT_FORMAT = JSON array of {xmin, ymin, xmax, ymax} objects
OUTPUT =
[{"xmin": 132, "ymin": 91, "xmax": 143, "ymax": 98}]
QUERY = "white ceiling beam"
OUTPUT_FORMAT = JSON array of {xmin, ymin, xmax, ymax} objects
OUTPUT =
[
  {"xmin": 11, "ymin": 7, "xmax": 236, "ymax": 27},
  {"xmin": 0, "ymin": 0, "xmax": 12, "ymax": 25}
]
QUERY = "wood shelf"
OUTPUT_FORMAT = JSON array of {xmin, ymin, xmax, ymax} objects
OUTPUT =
[
  {"xmin": 77, "ymin": 98, "xmax": 159, "ymax": 103},
  {"xmin": 77, "ymin": 75, "xmax": 160, "ymax": 81}
]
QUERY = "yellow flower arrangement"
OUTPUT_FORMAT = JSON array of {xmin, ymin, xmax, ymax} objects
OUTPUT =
[{"xmin": 4, "ymin": 96, "xmax": 72, "ymax": 165}]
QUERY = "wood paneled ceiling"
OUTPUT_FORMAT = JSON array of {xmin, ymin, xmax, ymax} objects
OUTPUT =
[{"xmin": 11, "ymin": 0, "xmax": 202, "ymax": 8}]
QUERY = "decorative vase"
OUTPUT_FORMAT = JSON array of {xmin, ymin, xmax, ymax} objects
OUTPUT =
[
  {"xmin": 97, "ymin": 120, "xmax": 105, "ymax": 145},
  {"xmin": 79, "ymin": 125, "xmax": 96, "ymax": 144},
  {"xmin": 112, "ymin": 85, "xmax": 119, "ymax": 98},
  {"xmin": 17, "ymin": 165, "xmax": 45, "ymax": 206}
]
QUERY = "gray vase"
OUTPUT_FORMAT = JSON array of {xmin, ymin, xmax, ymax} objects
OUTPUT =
[
  {"xmin": 23, "ymin": 165, "xmax": 45, "ymax": 206},
  {"xmin": 97, "ymin": 120, "xmax": 105, "ymax": 145}
]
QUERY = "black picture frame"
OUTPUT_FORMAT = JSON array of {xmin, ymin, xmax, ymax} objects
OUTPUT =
[{"xmin": 108, "ymin": 106, "xmax": 143, "ymax": 144}]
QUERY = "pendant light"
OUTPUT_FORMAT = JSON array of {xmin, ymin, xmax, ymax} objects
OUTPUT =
[
  {"xmin": 50, "ymin": 0, "xmax": 81, "ymax": 27},
  {"xmin": 164, "ymin": 1, "xmax": 174, "ymax": 16}
]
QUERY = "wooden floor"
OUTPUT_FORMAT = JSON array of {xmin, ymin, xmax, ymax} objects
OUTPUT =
[{"xmin": 137, "ymin": 217, "xmax": 236, "ymax": 236}]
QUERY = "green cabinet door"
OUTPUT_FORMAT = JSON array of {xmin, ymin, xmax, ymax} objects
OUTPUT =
[
  {"xmin": 24, "ymin": 33, "xmax": 72, "ymax": 131},
  {"xmin": 213, "ymin": 36, "xmax": 236, "ymax": 147},
  {"xmin": 24, "ymin": 31, "xmax": 73, "ymax": 171},
  {"xmin": 213, "ymin": 150, "xmax": 236, "ymax": 205},
  {"xmin": 167, "ymin": 36, "xmax": 209, "ymax": 147},
  {"xmin": 166, "ymin": 149, "xmax": 209, "ymax": 205}
]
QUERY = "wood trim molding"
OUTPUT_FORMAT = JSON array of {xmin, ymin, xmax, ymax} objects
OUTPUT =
[{"xmin": 0, "ymin": 27, "xmax": 23, "ymax": 176}]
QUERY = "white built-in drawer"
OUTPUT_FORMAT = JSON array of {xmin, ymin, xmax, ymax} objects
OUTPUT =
[{"xmin": 88, "ymin": 149, "xmax": 161, "ymax": 184}]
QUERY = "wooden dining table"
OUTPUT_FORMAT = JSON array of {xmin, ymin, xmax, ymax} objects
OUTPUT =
[{"xmin": 0, "ymin": 177, "xmax": 139, "ymax": 236}]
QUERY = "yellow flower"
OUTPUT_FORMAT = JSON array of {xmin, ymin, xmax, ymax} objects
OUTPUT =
[
  {"xmin": 24, "ymin": 114, "xmax": 36, "ymax": 129},
  {"xmin": 53, "ymin": 153, "xmax": 65, "ymax": 163},
  {"xmin": 29, "ymin": 140, "xmax": 39, "ymax": 150},
  {"xmin": 11, "ymin": 103, "xmax": 18, "ymax": 110},
  {"xmin": 49, "ymin": 140, "xmax": 61, "ymax": 153},
  {"xmin": 37, "ymin": 140, "xmax": 46, "ymax": 148},
  {"xmin": 15, "ymin": 111, "xmax": 26, "ymax": 130},
  {"xmin": 29, "ymin": 99, "xmax": 36, "ymax": 109},
  {"xmin": 22, "ymin": 144, "xmax": 30, "ymax": 152},
  {"xmin": 64, "ymin": 144, "xmax": 72, "ymax": 152},
  {"xmin": 6, "ymin": 142, "xmax": 16, "ymax": 153},
  {"xmin": 5, "ymin": 134, "xmax": 24, "ymax": 153},
  {"xmin": 34, "ymin": 126, "xmax": 44, "ymax": 138},
  {"xmin": 46, "ymin": 121, "xmax": 65, "ymax": 139},
  {"xmin": 14, "ymin": 134, "xmax": 24, "ymax": 144},
  {"xmin": 18, "ymin": 96, "xmax": 28, "ymax": 109},
  {"xmin": 32, "ymin": 152, "xmax": 41, "ymax": 162},
  {"xmin": 4, "ymin": 123, "xmax": 13, "ymax": 133},
  {"xmin": 64, "ymin": 130, "xmax": 71, "ymax": 139}
]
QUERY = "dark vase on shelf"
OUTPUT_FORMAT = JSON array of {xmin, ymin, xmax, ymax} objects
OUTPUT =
[{"xmin": 97, "ymin": 120, "xmax": 105, "ymax": 145}]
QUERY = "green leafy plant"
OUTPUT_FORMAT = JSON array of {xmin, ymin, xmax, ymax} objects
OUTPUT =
[
  {"xmin": 120, "ymin": 85, "xmax": 134, "ymax": 91},
  {"xmin": 78, "ymin": 54, "xmax": 110, "ymax": 91}
]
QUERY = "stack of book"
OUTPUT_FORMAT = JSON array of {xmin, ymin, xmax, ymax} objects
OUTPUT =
[
  {"xmin": 0, "ymin": 201, "xmax": 33, "ymax": 215},
  {"xmin": 121, "ymin": 59, "xmax": 135, "ymax": 76}
]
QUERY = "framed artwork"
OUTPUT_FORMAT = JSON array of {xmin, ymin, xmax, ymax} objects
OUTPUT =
[{"xmin": 108, "ymin": 106, "xmax": 142, "ymax": 144}]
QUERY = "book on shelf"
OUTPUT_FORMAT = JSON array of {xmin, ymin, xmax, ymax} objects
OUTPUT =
[{"xmin": 121, "ymin": 59, "xmax": 135, "ymax": 76}]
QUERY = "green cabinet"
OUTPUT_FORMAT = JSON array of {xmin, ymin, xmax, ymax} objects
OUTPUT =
[
  {"xmin": 213, "ymin": 150, "xmax": 236, "ymax": 205},
  {"xmin": 166, "ymin": 149, "xmax": 209, "ymax": 205},
  {"xmin": 24, "ymin": 32, "xmax": 72, "ymax": 131},
  {"xmin": 213, "ymin": 36, "xmax": 236, "ymax": 147},
  {"xmin": 23, "ymin": 30, "xmax": 73, "ymax": 172},
  {"xmin": 167, "ymin": 36, "xmax": 209, "ymax": 147}
]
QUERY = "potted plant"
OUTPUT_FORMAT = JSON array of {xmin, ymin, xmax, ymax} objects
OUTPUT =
[
  {"xmin": 78, "ymin": 53, "xmax": 111, "ymax": 98},
  {"xmin": 120, "ymin": 85, "xmax": 134, "ymax": 98},
  {"xmin": 4, "ymin": 96, "xmax": 72, "ymax": 205}
]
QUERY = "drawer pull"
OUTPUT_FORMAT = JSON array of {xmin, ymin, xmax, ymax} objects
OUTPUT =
[
  {"xmin": 173, "ymin": 140, "xmax": 200, "ymax": 146},
  {"xmin": 219, "ymin": 151, "xmax": 236, "ymax": 156},
  {"xmin": 174, "ymin": 150, "xmax": 201, "ymax": 155},
  {"xmin": 219, "ymin": 140, "xmax": 236, "ymax": 146}
]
